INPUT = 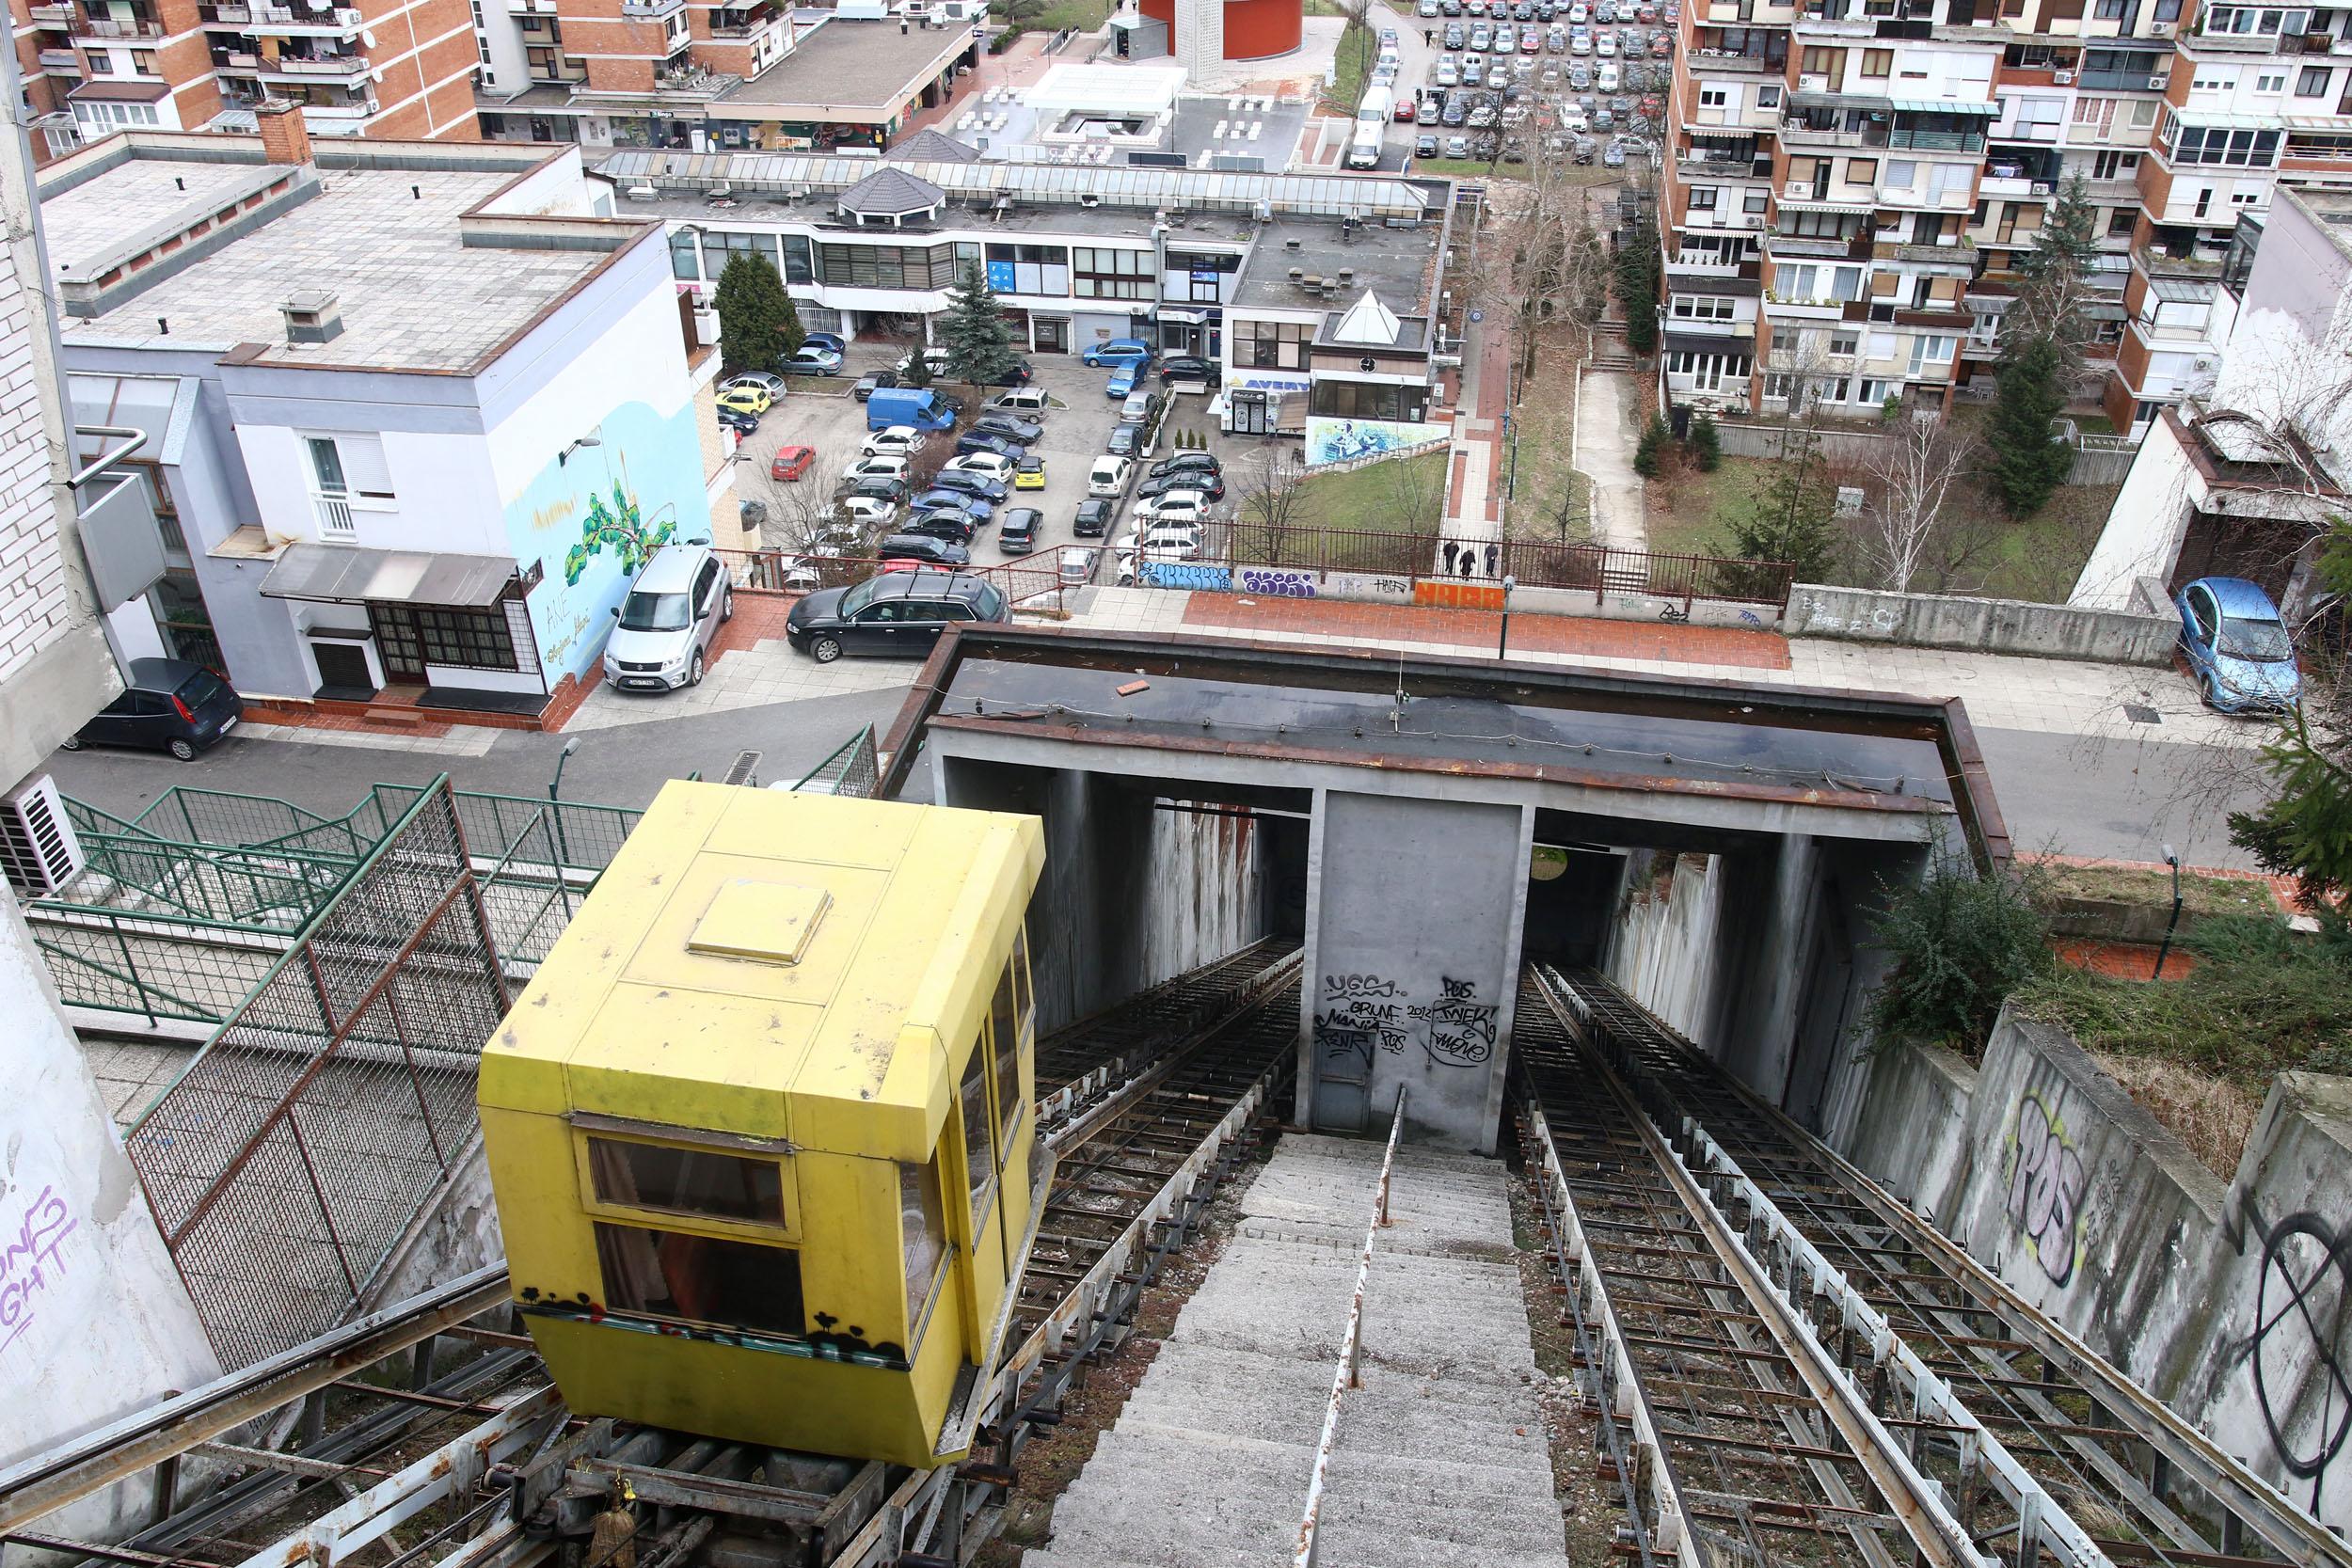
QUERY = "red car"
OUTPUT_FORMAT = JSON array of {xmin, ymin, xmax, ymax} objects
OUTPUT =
[
  {"xmin": 770, "ymin": 444, "xmax": 815, "ymax": 482},
  {"xmin": 1395, "ymin": 95, "xmax": 1418, "ymax": 120}
]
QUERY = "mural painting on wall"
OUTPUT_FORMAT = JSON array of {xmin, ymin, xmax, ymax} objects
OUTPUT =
[
  {"xmin": 1304, "ymin": 417, "xmax": 1450, "ymax": 467},
  {"xmin": 2220, "ymin": 1195, "xmax": 2352, "ymax": 1513},
  {"xmin": 503, "ymin": 400, "xmax": 709, "ymax": 687},
  {"xmin": 1313, "ymin": 973, "xmax": 1497, "ymax": 1069},
  {"xmin": 2002, "ymin": 1090, "xmax": 2087, "ymax": 1288}
]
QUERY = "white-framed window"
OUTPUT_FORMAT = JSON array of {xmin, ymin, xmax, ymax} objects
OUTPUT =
[
  {"xmin": 1671, "ymin": 294, "xmax": 1738, "ymax": 320},
  {"xmin": 2255, "ymin": 71, "xmax": 2286, "ymax": 92},
  {"xmin": 1774, "ymin": 262, "xmax": 1864, "ymax": 302},
  {"xmin": 1770, "ymin": 326, "xmax": 1798, "ymax": 352},
  {"xmin": 1830, "ymin": 329, "xmax": 1859, "ymax": 355},
  {"xmin": 1757, "ymin": 84, "xmax": 1782, "ymax": 106},
  {"xmin": 305, "ymin": 433, "xmax": 393, "ymax": 536},
  {"xmin": 1885, "ymin": 158, "xmax": 1918, "ymax": 188},
  {"xmin": 1906, "ymin": 333, "xmax": 1957, "ymax": 372},
  {"xmin": 1688, "ymin": 186, "xmax": 1720, "ymax": 209},
  {"xmin": 2296, "ymin": 65, "xmax": 2330, "ymax": 96},
  {"xmin": 1699, "ymin": 86, "xmax": 1729, "ymax": 106}
]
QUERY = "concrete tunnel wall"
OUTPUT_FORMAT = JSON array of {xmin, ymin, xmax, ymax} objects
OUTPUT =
[{"xmin": 935, "ymin": 758, "xmax": 1287, "ymax": 1034}]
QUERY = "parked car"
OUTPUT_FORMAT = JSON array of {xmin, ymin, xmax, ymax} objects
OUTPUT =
[
  {"xmin": 1105, "ymin": 359, "xmax": 1151, "ymax": 398},
  {"xmin": 1059, "ymin": 546, "xmax": 1096, "ymax": 586},
  {"xmin": 1418, "ymin": 97, "xmax": 1440, "ymax": 125},
  {"xmin": 954, "ymin": 432, "xmax": 1025, "ymax": 463},
  {"xmin": 721, "ymin": 372, "xmax": 786, "ymax": 400},
  {"xmin": 903, "ymin": 509, "xmax": 977, "ymax": 545},
  {"xmin": 875, "ymin": 533, "xmax": 971, "ymax": 569},
  {"xmin": 850, "ymin": 370, "xmax": 901, "ymax": 403},
  {"xmin": 715, "ymin": 386, "xmax": 773, "ymax": 419},
  {"xmin": 786, "ymin": 570, "xmax": 1007, "ymax": 662},
  {"xmin": 864, "ymin": 425, "xmax": 926, "ymax": 458},
  {"xmin": 913, "ymin": 487, "xmax": 993, "ymax": 523},
  {"xmin": 975, "ymin": 413, "xmax": 1045, "ymax": 446},
  {"xmin": 1073, "ymin": 496, "xmax": 1115, "ymax": 536},
  {"xmin": 1013, "ymin": 454, "xmax": 1047, "ymax": 491},
  {"xmin": 1089, "ymin": 455, "xmax": 1135, "ymax": 496},
  {"xmin": 1160, "ymin": 355, "xmax": 1218, "ymax": 385},
  {"xmin": 836, "ymin": 493, "xmax": 901, "ymax": 530},
  {"xmin": 1136, "ymin": 489, "xmax": 1213, "ymax": 526},
  {"xmin": 717, "ymin": 407, "xmax": 759, "ymax": 436},
  {"xmin": 1151, "ymin": 452, "xmax": 1221, "ymax": 480},
  {"xmin": 769, "ymin": 444, "xmax": 816, "ymax": 482},
  {"xmin": 802, "ymin": 331, "xmax": 848, "ymax": 356},
  {"xmin": 1104, "ymin": 422, "xmax": 1147, "ymax": 457},
  {"xmin": 947, "ymin": 450, "xmax": 1019, "ymax": 482},
  {"xmin": 998, "ymin": 507, "xmax": 1041, "ymax": 552},
  {"xmin": 63, "ymin": 657, "xmax": 242, "ymax": 761},
  {"xmin": 2177, "ymin": 576, "xmax": 2301, "ymax": 712},
  {"xmin": 601, "ymin": 544, "xmax": 730, "ymax": 692},
  {"xmin": 931, "ymin": 467, "xmax": 1009, "ymax": 504},
  {"xmin": 991, "ymin": 388, "xmax": 1052, "ymax": 417},
  {"xmin": 1444, "ymin": 133, "xmax": 1471, "ymax": 157},
  {"xmin": 1395, "ymin": 93, "xmax": 1419, "ymax": 120},
  {"xmin": 840, "ymin": 453, "xmax": 912, "ymax": 486},
  {"xmin": 1415, "ymin": 132, "xmax": 1441, "ymax": 158},
  {"xmin": 782, "ymin": 344, "xmax": 843, "ymax": 376},
  {"xmin": 1137, "ymin": 468, "xmax": 1226, "ymax": 501},
  {"xmin": 1603, "ymin": 136, "xmax": 1627, "ymax": 165},
  {"xmin": 897, "ymin": 347, "xmax": 953, "ymax": 379}
]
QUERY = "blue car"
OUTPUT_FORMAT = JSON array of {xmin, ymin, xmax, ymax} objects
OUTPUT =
[
  {"xmin": 913, "ymin": 487, "xmax": 993, "ymax": 524},
  {"xmin": 1105, "ymin": 357, "xmax": 1150, "ymax": 398},
  {"xmin": 802, "ymin": 331, "xmax": 848, "ymax": 356},
  {"xmin": 1084, "ymin": 338, "xmax": 1152, "ymax": 367},
  {"xmin": 2176, "ymin": 576, "xmax": 2299, "ymax": 713}
]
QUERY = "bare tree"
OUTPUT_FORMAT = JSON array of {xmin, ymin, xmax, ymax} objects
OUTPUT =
[
  {"xmin": 1231, "ymin": 451, "xmax": 1310, "ymax": 566},
  {"xmin": 1382, "ymin": 445, "xmax": 1445, "ymax": 537},
  {"xmin": 1855, "ymin": 414, "xmax": 1983, "ymax": 593},
  {"xmin": 1454, "ymin": 141, "xmax": 1613, "ymax": 387}
]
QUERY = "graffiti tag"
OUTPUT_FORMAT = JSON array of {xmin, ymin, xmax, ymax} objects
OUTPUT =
[
  {"xmin": 2004, "ymin": 1092, "xmax": 2087, "ymax": 1288},
  {"xmin": 1139, "ymin": 562, "xmax": 1233, "ymax": 593},
  {"xmin": 1238, "ymin": 568, "xmax": 1316, "ymax": 599},
  {"xmin": 2244, "ymin": 1211, "xmax": 2352, "ymax": 1505},
  {"xmin": 1658, "ymin": 603, "xmax": 1691, "ymax": 625},
  {"xmin": 1323, "ymin": 974, "xmax": 1403, "ymax": 1000},
  {"xmin": 1406, "ymin": 975, "xmax": 1498, "ymax": 1069},
  {"xmin": 0, "ymin": 1185, "xmax": 78, "ymax": 1359}
]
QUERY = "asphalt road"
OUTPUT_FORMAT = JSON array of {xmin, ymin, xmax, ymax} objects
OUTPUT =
[{"xmin": 43, "ymin": 673, "xmax": 2272, "ymax": 872}]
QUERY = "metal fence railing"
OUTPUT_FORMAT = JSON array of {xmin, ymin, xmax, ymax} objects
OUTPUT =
[
  {"xmin": 121, "ymin": 779, "xmax": 511, "ymax": 1370},
  {"xmin": 27, "ymin": 907, "xmax": 288, "ymax": 1027},
  {"xmin": 1200, "ymin": 524, "xmax": 1798, "ymax": 608},
  {"xmin": 712, "ymin": 545, "xmax": 1103, "ymax": 612},
  {"xmin": 791, "ymin": 724, "xmax": 882, "ymax": 798}
]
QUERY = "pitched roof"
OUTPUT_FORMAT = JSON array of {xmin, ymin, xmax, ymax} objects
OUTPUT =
[
  {"xmin": 1329, "ymin": 288, "xmax": 1402, "ymax": 346},
  {"xmin": 888, "ymin": 128, "xmax": 980, "ymax": 164},
  {"xmin": 838, "ymin": 165, "xmax": 946, "ymax": 217}
]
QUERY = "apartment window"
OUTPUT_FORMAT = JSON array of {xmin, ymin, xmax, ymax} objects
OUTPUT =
[
  {"xmin": 2074, "ymin": 95, "xmax": 2109, "ymax": 123},
  {"xmin": 1885, "ymin": 159, "xmax": 1917, "ymax": 187},
  {"xmin": 1073, "ymin": 246, "xmax": 1152, "ymax": 301},
  {"xmin": 1688, "ymin": 186, "xmax": 1719, "ymax": 210},
  {"xmin": 1848, "ymin": 156, "xmax": 1878, "ymax": 182},
  {"xmin": 1774, "ymin": 262, "xmax": 1863, "ymax": 301},
  {"xmin": 2256, "ymin": 71, "xmax": 2286, "ymax": 92},
  {"xmin": 478, "ymin": 36, "xmax": 492, "ymax": 62},
  {"xmin": 1234, "ymin": 317, "xmax": 1312, "ymax": 369},
  {"xmin": 2202, "ymin": 5, "xmax": 2310, "ymax": 34},
  {"xmin": 1744, "ymin": 189, "xmax": 1771, "ymax": 213},
  {"xmin": 2195, "ymin": 186, "xmax": 2213, "ymax": 217},
  {"xmin": 306, "ymin": 434, "xmax": 391, "ymax": 501},
  {"xmin": 87, "ymin": 53, "xmax": 113, "ymax": 73},
  {"xmin": 1756, "ymin": 85, "xmax": 1782, "ymax": 106},
  {"xmin": 781, "ymin": 233, "xmax": 813, "ymax": 286},
  {"xmin": 2297, "ymin": 65, "xmax": 2329, "ymax": 96},
  {"xmin": 2108, "ymin": 209, "xmax": 2137, "ymax": 234},
  {"xmin": 2171, "ymin": 124, "xmax": 2280, "ymax": 166},
  {"xmin": 1858, "ymin": 378, "xmax": 1887, "ymax": 404},
  {"xmin": 130, "ymin": 51, "xmax": 157, "ymax": 75},
  {"xmin": 1801, "ymin": 46, "xmax": 1838, "ymax": 75},
  {"xmin": 1861, "ymin": 48, "xmax": 1892, "ymax": 75},
  {"xmin": 982, "ymin": 243, "xmax": 1070, "ymax": 296},
  {"xmin": 2093, "ymin": 0, "xmax": 2124, "ymax": 15},
  {"xmin": 703, "ymin": 230, "xmax": 782, "ymax": 277},
  {"xmin": 1671, "ymin": 294, "xmax": 1737, "ymax": 319},
  {"xmin": 1781, "ymin": 209, "xmax": 1864, "ymax": 238},
  {"xmin": 2153, "ymin": 0, "xmax": 2181, "ymax": 14},
  {"xmin": 1310, "ymin": 380, "xmax": 1430, "ymax": 422},
  {"xmin": 670, "ymin": 229, "xmax": 701, "ymax": 280},
  {"xmin": 1699, "ymin": 86, "xmax": 1728, "ymax": 106},
  {"xmin": 405, "ymin": 606, "xmax": 517, "ymax": 672},
  {"xmin": 1867, "ymin": 330, "xmax": 1898, "ymax": 356},
  {"xmin": 818, "ymin": 243, "xmax": 959, "ymax": 290},
  {"xmin": 2131, "ymin": 99, "xmax": 2158, "ymax": 127},
  {"xmin": 1830, "ymin": 329, "xmax": 1859, "ymax": 355},
  {"xmin": 1771, "ymin": 327, "xmax": 1798, "ymax": 351},
  {"xmin": 2192, "ymin": 68, "xmax": 2237, "ymax": 91}
]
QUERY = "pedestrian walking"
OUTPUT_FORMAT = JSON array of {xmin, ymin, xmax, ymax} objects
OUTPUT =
[
  {"xmin": 1423, "ymin": 25, "xmax": 1435, "ymax": 43},
  {"xmin": 1485, "ymin": 542, "xmax": 1500, "ymax": 577},
  {"xmin": 1442, "ymin": 540, "xmax": 1459, "ymax": 576}
]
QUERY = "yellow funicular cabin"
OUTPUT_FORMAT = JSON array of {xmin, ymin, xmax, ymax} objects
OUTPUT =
[{"xmin": 479, "ymin": 783, "xmax": 1046, "ymax": 1467}]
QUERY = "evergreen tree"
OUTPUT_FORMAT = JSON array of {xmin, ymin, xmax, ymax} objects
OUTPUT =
[
  {"xmin": 1632, "ymin": 412, "xmax": 1670, "ymax": 478},
  {"xmin": 2011, "ymin": 172, "xmax": 2099, "ymax": 356},
  {"xmin": 1726, "ymin": 430, "xmax": 1838, "ymax": 580},
  {"xmin": 899, "ymin": 346, "xmax": 933, "ymax": 389},
  {"xmin": 1986, "ymin": 334, "xmax": 2073, "ymax": 517},
  {"xmin": 1614, "ymin": 220, "xmax": 1661, "ymax": 356},
  {"xmin": 1690, "ymin": 412, "xmax": 1721, "ymax": 472},
  {"xmin": 939, "ymin": 261, "xmax": 1017, "ymax": 388},
  {"xmin": 712, "ymin": 253, "xmax": 802, "ymax": 376}
]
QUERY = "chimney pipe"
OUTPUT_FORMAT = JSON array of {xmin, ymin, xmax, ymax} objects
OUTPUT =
[{"xmin": 255, "ymin": 98, "xmax": 312, "ymax": 166}]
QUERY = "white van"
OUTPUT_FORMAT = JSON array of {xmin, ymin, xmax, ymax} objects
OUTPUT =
[
  {"xmin": 990, "ymin": 387, "xmax": 1051, "ymax": 417},
  {"xmin": 1089, "ymin": 455, "xmax": 1133, "ymax": 497}
]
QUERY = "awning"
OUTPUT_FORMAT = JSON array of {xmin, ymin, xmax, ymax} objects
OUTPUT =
[
  {"xmin": 1788, "ymin": 91, "xmax": 1891, "ymax": 112},
  {"xmin": 259, "ymin": 544, "xmax": 516, "ymax": 608},
  {"xmin": 1891, "ymin": 99, "xmax": 1997, "ymax": 115},
  {"xmin": 1662, "ymin": 329, "xmax": 1751, "ymax": 356}
]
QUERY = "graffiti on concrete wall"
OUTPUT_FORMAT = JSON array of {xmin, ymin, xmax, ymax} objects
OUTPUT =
[
  {"xmin": 1407, "ymin": 975, "xmax": 1498, "ymax": 1068},
  {"xmin": 1314, "ymin": 973, "xmax": 1498, "ymax": 1070},
  {"xmin": 0, "ymin": 1183, "xmax": 79, "ymax": 1359},
  {"xmin": 1238, "ymin": 567, "xmax": 1315, "ymax": 598},
  {"xmin": 2003, "ymin": 1091, "xmax": 2087, "ymax": 1288},
  {"xmin": 2221, "ymin": 1195, "xmax": 2352, "ymax": 1511}
]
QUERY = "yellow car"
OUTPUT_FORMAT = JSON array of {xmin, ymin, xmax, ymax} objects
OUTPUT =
[
  {"xmin": 1013, "ymin": 454, "xmax": 1047, "ymax": 490},
  {"xmin": 715, "ymin": 385, "xmax": 772, "ymax": 418}
]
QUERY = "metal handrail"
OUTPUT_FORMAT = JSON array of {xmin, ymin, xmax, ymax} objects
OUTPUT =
[{"xmin": 1294, "ymin": 1085, "xmax": 1405, "ymax": 1568}]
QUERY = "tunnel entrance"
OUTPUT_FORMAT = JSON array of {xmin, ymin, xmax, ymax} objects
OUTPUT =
[{"xmin": 883, "ymin": 627, "xmax": 2008, "ymax": 1154}]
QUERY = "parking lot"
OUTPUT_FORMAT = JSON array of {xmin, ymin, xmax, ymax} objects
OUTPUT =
[{"xmin": 1374, "ymin": 0, "xmax": 1671, "ymax": 164}]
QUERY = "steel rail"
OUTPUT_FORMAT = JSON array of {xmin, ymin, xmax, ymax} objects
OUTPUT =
[
  {"xmin": 1553, "ymin": 970, "xmax": 2347, "ymax": 1568},
  {"xmin": 1293, "ymin": 1085, "xmax": 1406, "ymax": 1568}
]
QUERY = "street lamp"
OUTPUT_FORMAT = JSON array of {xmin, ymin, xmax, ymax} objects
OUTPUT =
[
  {"xmin": 1497, "ymin": 574, "xmax": 1516, "ymax": 660},
  {"xmin": 548, "ymin": 736, "xmax": 582, "ymax": 895},
  {"xmin": 2152, "ymin": 844, "xmax": 2184, "ymax": 979}
]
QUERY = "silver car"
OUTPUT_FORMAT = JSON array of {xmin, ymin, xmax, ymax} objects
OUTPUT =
[{"xmin": 603, "ymin": 543, "xmax": 731, "ymax": 690}]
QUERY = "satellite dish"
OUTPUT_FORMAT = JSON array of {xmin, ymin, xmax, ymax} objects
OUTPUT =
[{"xmin": 360, "ymin": 26, "xmax": 375, "ymax": 44}]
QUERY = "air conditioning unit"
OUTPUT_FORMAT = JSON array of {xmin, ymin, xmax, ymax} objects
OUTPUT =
[
  {"xmin": 2148, "ymin": 74, "xmax": 2167, "ymax": 88},
  {"xmin": 2053, "ymin": 68, "xmax": 2074, "ymax": 82},
  {"xmin": 625, "ymin": 182, "xmax": 658, "ymax": 198},
  {"xmin": 0, "ymin": 774, "xmax": 84, "ymax": 899}
]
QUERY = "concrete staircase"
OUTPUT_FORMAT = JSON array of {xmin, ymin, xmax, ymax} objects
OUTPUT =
[{"xmin": 1020, "ymin": 1132, "xmax": 1565, "ymax": 1568}]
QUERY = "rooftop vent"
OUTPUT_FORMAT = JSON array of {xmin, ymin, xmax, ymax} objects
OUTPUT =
[{"xmin": 280, "ymin": 288, "xmax": 342, "ymax": 345}]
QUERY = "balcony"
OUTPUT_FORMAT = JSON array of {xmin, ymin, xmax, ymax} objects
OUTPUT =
[
  {"xmin": 74, "ymin": 15, "xmax": 165, "ymax": 38},
  {"xmin": 272, "ymin": 52, "xmax": 369, "ymax": 74},
  {"xmin": 1779, "ymin": 119, "xmax": 1883, "ymax": 147},
  {"xmin": 1687, "ymin": 47, "xmax": 1775, "ymax": 71},
  {"xmin": 707, "ymin": 8, "xmax": 779, "ymax": 35},
  {"xmin": 508, "ymin": 0, "xmax": 558, "ymax": 11},
  {"xmin": 218, "ymin": 48, "xmax": 261, "ymax": 65},
  {"xmin": 621, "ymin": 0, "xmax": 686, "ymax": 16},
  {"xmin": 1887, "ymin": 127, "xmax": 1982, "ymax": 151},
  {"xmin": 2077, "ymin": 67, "xmax": 2167, "ymax": 90},
  {"xmin": 38, "ymin": 47, "xmax": 81, "ymax": 68},
  {"xmin": 25, "ymin": 3, "xmax": 76, "ymax": 24},
  {"xmin": 1977, "ymin": 173, "xmax": 2052, "ymax": 198},
  {"xmin": 218, "ymin": 5, "xmax": 363, "ymax": 29}
]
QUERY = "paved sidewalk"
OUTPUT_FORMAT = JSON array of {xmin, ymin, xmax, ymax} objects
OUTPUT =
[
  {"xmin": 1072, "ymin": 587, "xmax": 2260, "ymax": 749},
  {"xmin": 1574, "ymin": 369, "xmax": 1646, "ymax": 550}
]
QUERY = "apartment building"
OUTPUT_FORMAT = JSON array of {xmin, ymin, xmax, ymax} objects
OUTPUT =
[
  {"xmin": 1661, "ymin": 0, "xmax": 2352, "ymax": 435},
  {"xmin": 7, "ymin": 0, "xmax": 479, "ymax": 156}
]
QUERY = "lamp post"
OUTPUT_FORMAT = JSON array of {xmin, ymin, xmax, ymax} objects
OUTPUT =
[
  {"xmin": 1497, "ymin": 574, "xmax": 1516, "ymax": 660},
  {"xmin": 548, "ymin": 736, "xmax": 581, "ymax": 907},
  {"xmin": 2152, "ymin": 844, "xmax": 2184, "ymax": 979}
]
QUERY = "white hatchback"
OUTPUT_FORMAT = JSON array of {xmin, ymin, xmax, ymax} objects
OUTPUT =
[{"xmin": 946, "ymin": 451, "xmax": 1017, "ymax": 483}]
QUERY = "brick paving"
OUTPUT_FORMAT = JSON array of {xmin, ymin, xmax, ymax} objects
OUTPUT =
[{"xmin": 1180, "ymin": 591, "xmax": 1795, "ymax": 670}]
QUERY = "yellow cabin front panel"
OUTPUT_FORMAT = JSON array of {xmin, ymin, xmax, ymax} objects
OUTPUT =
[{"xmin": 479, "ymin": 784, "xmax": 1044, "ymax": 1466}]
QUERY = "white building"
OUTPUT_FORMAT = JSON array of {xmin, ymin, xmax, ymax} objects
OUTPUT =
[
  {"xmin": 2071, "ymin": 184, "xmax": 2352, "ymax": 615},
  {"xmin": 43, "ymin": 109, "xmax": 740, "ymax": 721}
]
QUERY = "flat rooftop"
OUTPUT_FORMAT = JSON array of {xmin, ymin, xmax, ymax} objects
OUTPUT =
[
  {"xmin": 712, "ymin": 17, "xmax": 970, "ymax": 119},
  {"xmin": 42, "ymin": 145, "xmax": 628, "ymax": 373},
  {"xmin": 1233, "ymin": 213, "xmax": 1445, "ymax": 318}
]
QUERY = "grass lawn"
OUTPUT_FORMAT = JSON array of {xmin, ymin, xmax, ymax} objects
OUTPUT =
[
  {"xmin": 1291, "ymin": 451, "xmax": 1448, "ymax": 532},
  {"xmin": 1978, "ymin": 482, "xmax": 2115, "ymax": 602},
  {"xmin": 1326, "ymin": 24, "xmax": 1373, "ymax": 110},
  {"xmin": 1643, "ymin": 452, "xmax": 1767, "ymax": 558},
  {"xmin": 2031, "ymin": 862, "xmax": 2285, "ymax": 920},
  {"xmin": 1412, "ymin": 158, "xmax": 1625, "ymax": 187},
  {"xmin": 1018, "ymin": 0, "xmax": 1109, "ymax": 30},
  {"xmin": 1503, "ymin": 338, "xmax": 1595, "ymax": 544}
]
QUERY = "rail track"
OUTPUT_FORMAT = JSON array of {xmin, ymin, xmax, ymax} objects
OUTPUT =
[{"xmin": 0, "ymin": 944, "xmax": 1307, "ymax": 1568}]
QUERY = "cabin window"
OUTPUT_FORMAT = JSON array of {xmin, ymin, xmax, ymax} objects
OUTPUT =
[
  {"xmin": 594, "ymin": 1222, "xmax": 804, "ymax": 1337},
  {"xmin": 901, "ymin": 1154, "xmax": 947, "ymax": 1330},
  {"xmin": 960, "ymin": 1035, "xmax": 995, "ymax": 1224},
  {"xmin": 587, "ymin": 1137, "xmax": 785, "ymax": 1227}
]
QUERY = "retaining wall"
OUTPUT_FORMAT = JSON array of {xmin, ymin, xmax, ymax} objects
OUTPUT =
[
  {"xmin": 1832, "ymin": 1009, "xmax": 2352, "ymax": 1526},
  {"xmin": 1785, "ymin": 583, "xmax": 2179, "ymax": 664},
  {"xmin": 1712, "ymin": 419, "xmax": 2137, "ymax": 485}
]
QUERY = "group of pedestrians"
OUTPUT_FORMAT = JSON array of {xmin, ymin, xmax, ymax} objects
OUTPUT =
[{"xmin": 1439, "ymin": 539, "xmax": 1502, "ymax": 578}]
